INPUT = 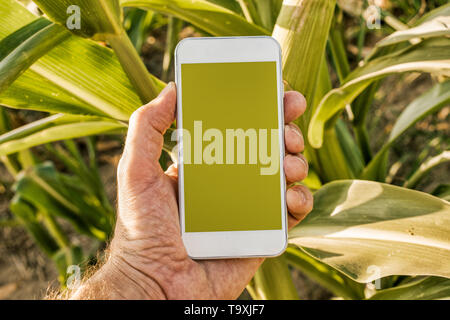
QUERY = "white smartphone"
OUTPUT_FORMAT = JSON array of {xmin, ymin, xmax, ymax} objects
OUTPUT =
[{"xmin": 174, "ymin": 36, "xmax": 287, "ymax": 259}]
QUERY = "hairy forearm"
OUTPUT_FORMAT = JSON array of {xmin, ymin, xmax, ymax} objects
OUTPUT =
[{"xmin": 56, "ymin": 260, "xmax": 166, "ymax": 300}]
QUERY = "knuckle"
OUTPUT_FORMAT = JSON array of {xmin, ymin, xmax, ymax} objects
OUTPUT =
[
  {"xmin": 129, "ymin": 106, "xmax": 148, "ymax": 127},
  {"xmin": 117, "ymin": 153, "xmax": 129, "ymax": 181}
]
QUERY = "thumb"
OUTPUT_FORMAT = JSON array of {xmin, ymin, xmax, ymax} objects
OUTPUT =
[{"xmin": 120, "ymin": 82, "xmax": 177, "ymax": 179}]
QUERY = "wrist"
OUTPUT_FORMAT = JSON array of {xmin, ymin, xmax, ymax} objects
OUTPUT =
[{"xmin": 70, "ymin": 257, "xmax": 167, "ymax": 300}]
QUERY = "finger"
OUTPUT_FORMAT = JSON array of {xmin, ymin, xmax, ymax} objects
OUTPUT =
[
  {"xmin": 284, "ymin": 123, "xmax": 304, "ymax": 154},
  {"xmin": 119, "ymin": 82, "xmax": 177, "ymax": 181},
  {"xmin": 284, "ymin": 153, "xmax": 308, "ymax": 183},
  {"xmin": 124, "ymin": 82, "xmax": 176, "ymax": 159},
  {"xmin": 165, "ymin": 163, "xmax": 178, "ymax": 179},
  {"xmin": 284, "ymin": 91, "xmax": 307, "ymax": 123},
  {"xmin": 286, "ymin": 184, "xmax": 313, "ymax": 229}
]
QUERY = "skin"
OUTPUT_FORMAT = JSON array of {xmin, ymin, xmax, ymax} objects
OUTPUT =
[{"xmin": 70, "ymin": 82, "xmax": 313, "ymax": 300}]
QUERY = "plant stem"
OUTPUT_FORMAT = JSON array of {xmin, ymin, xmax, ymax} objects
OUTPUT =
[
  {"xmin": 328, "ymin": 10, "xmax": 350, "ymax": 83},
  {"xmin": 251, "ymin": 255, "xmax": 299, "ymax": 300},
  {"xmin": 357, "ymin": 15, "xmax": 366, "ymax": 61},
  {"xmin": 317, "ymin": 126, "xmax": 355, "ymax": 181},
  {"xmin": 107, "ymin": 30, "xmax": 159, "ymax": 104},
  {"xmin": 285, "ymin": 247, "xmax": 365, "ymax": 300},
  {"xmin": 40, "ymin": 209, "xmax": 70, "ymax": 249},
  {"xmin": 162, "ymin": 17, "xmax": 182, "ymax": 82},
  {"xmin": 355, "ymin": 124, "xmax": 372, "ymax": 164},
  {"xmin": 0, "ymin": 218, "xmax": 21, "ymax": 227},
  {"xmin": 237, "ymin": 0, "xmax": 254, "ymax": 23}
]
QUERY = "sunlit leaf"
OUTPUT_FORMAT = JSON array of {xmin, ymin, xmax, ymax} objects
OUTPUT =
[
  {"xmin": 377, "ymin": 16, "xmax": 450, "ymax": 47},
  {"xmin": 415, "ymin": 3, "xmax": 450, "ymax": 25},
  {"xmin": 308, "ymin": 38, "xmax": 450, "ymax": 148},
  {"xmin": 0, "ymin": 0, "xmax": 163, "ymax": 120},
  {"xmin": 285, "ymin": 246, "xmax": 365, "ymax": 299},
  {"xmin": 249, "ymin": 254, "xmax": 299, "ymax": 300},
  {"xmin": 33, "ymin": 0, "xmax": 123, "ymax": 39},
  {"xmin": 14, "ymin": 162, "xmax": 109, "ymax": 239},
  {"xmin": 369, "ymin": 277, "xmax": 450, "ymax": 300},
  {"xmin": 10, "ymin": 194, "xmax": 60, "ymax": 256},
  {"xmin": 404, "ymin": 151, "xmax": 450, "ymax": 189},
  {"xmin": 0, "ymin": 18, "xmax": 69, "ymax": 93},
  {"xmin": 289, "ymin": 180, "xmax": 450, "ymax": 282},
  {"xmin": 120, "ymin": 0, "xmax": 269, "ymax": 36},
  {"xmin": 0, "ymin": 114, "xmax": 126, "ymax": 156}
]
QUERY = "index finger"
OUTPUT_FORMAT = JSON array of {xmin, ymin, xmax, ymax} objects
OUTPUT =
[{"xmin": 284, "ymin": 91, "xmax": 307, "ymax": 123}]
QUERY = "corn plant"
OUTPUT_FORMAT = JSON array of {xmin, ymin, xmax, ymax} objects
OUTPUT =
[
  {"xmin": 0, "ymin": 0, "xmax": 449, "ymax": 299},
  {"xmin": 0, "ymin": 107, "xmax": 113, "ymax": 284}
]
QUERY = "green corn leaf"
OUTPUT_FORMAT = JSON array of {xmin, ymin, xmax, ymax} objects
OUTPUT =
[
  {"xmin": 289, "ymin": 180, "xmax": 450, "ymax": 282},
  {"xmin": 46, "ymin": 139, "xmax": 114, "ymax": 216},
  {"xmin": 238, "ymin": 0, "xmax": 263, "ymax": 27},
  {"xmin": 335, "ymin": 119, "xmax": 364, "ymax": 177},
  {"xmin": 33, "ymin": 0, "xmax": 123, "ymax": 39},
  {"xmin": 362, "ymin": 80, "xmax": 450, "ymax": 181},
  {"xmin": 162, "ymin": 17, "xmax": 183, "ymax": 82},
  {"xmin": 273, "ymin": 0, "xmax": 345, "ymax": 183},
  {"xmin": 273, "ymin": 0, "xmax": 336, "ymax": 123},
  {"xmin": 366, "ymin": 6, "xmax": 450, "ymax": 61},
  {"xmin": 328, "ymin": 12, "xmax": 350, "ymax": 84},
  {"xmin": 301, "ymin": 168, "xmax": 322, "ymax": 191},
  {"xmin": 285, "ymin": 246, "xmax": 365, "ymax": 299},
  {"xmin": 0, "ymin": 217, "xmax": 20, "ymax": 227},
  {"xmin": 0, "ymin": 0, "xmax": 163, "ymax": 120},
  {"xmin": 10, "ymin": 194, "xmax": 60, "ymax": 256},
  {"xmin": 33, "ymin": 162, "xmax": 113, "ymax": 235},
  {"xmin": 351, "ymin": 81, "xmax": 381, "ymax": 163},
  {"xmin": 206, "ymin": 0, "xmax": 244, "ymax": 15},
  {"xmin": 404, "ymin": 151, "xmax": 450, "ymax": 189},
  {"xmin": 0, "ymin": 114, "xmax": 126, "ymax": 156},
  {"xmin": 432, "ymin": 184, "xmax": 450, "ymax": 202},
  {"xmin": 120, "ymin": 0, "xmax": 269, "ymax": 36},
  {"xmin": 124, "ymin": 8, "xmax": 155, "ymax": 51},
  {"xmin": 34, "ymin": 0, "xmax": 161, "ymax": 102},
  {"xmin": 308, "ymin": 38, "xmax": 450, "ymax": 149},
  {"xmin": 309, "ymin": 54, "xmax": 356, "ymax": 181},
  {"xmin": 46, "ymin": 142, "xmax": 105, "ymax": 202},
  {"xmin": 249, "ymin": 254, "xmax": 299, "ymax": 300},
  {"xmin": 253, "ymin": 0, "xmax": 279, "ymax": 31},
  {"xmin": 0, "ymin": 18, "xmax": 70, "ymax": 94},
  {"xmin": 376, "ymin": 16, "xmax": 450, "ymax": 48},
  {"xmin": 369, "ymin": 277, "xmax": 450, "ymax": 300},
  {"xmin": 13, "ymin": 165, "xmax": 92, "ymax": 234},
  {"xmin": 415, "ymin": 3, "xmax": 450, "ymax": 25},
  {"xmin": 53, "ymin": 245, "xmax": 84, "ymax": 284},
  {"xmin": 1, "ymin": 70, "xmax": 114, "ymax": 118},
  {"xmin": 14, "ymin": 162, "xmax": 109, "ymax": 240}
]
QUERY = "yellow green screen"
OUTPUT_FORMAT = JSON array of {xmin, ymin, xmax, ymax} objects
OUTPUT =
[{"xmin": 181, "ymin": 61, "xmax": 283, "ymax": 232}]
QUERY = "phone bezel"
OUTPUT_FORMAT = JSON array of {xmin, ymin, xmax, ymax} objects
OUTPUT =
[{"xmin": 174, "ymin": 36, "xmax": 287, "ymax": 259}]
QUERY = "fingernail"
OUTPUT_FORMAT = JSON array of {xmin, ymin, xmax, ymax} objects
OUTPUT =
[
  {"xmin": 295, "ymin": 155, "xmax": 308, "ymax": 171},
  {"xmin": 295, "ymin": 187, "xmax": 306, "ymax": 205},
  {"xmin": 158, "ymin": 82, "xmax": 174, "ymax": 97},
  {"xmin": 288, "ymin": 124, "xmax": 302, "ymax": 139}
]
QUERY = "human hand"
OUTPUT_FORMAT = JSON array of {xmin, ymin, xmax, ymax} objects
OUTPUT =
[{"xmin": 71, "ymin": 82, "xmax": 313, "ymax": 300}]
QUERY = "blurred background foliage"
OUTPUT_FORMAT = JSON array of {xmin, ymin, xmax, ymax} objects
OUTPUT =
[{"xmin": 0, "ymin": 0, "xmax": 448, "ymax": 299}]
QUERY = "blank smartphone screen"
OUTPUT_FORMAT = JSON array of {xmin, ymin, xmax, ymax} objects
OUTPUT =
[{"xmin": 180, "ymin": 61, "xmax": 283, "ymax": 232}]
